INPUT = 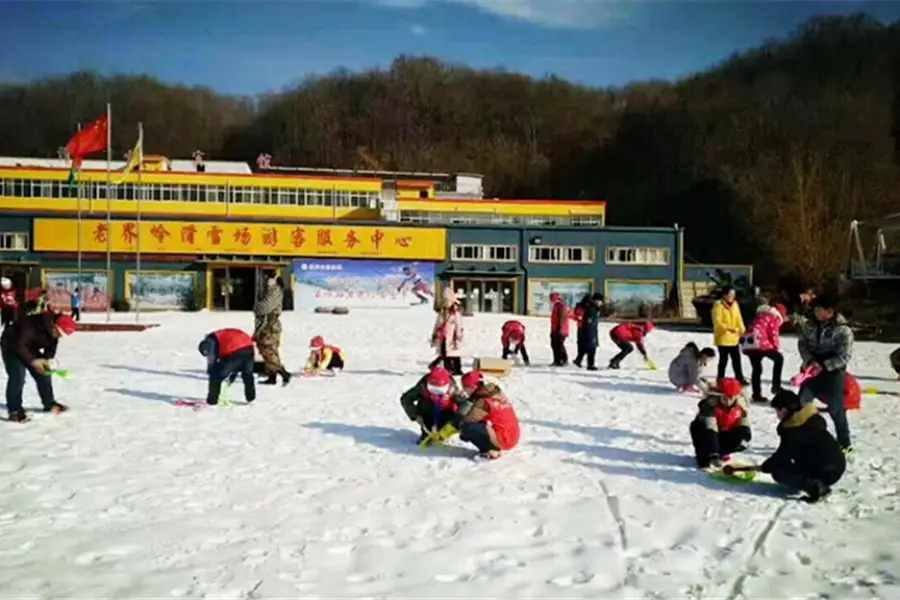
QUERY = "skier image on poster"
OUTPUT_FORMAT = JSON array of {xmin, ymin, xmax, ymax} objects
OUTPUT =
[{"xmin": 398, "ymin": 264, "xmax": 433, "ymax": 305}]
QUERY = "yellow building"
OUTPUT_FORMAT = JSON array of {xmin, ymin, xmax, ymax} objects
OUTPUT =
[{"xmin": 0, "ymin": 158, "xmax": 634, "ymax": 315}]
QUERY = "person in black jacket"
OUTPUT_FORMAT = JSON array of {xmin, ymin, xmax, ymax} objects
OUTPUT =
[
  {"xmin": 573, "ymin": 293, "xmax": 604, "ymax": 370},
  {"xmin": 0, "ymin": 311, "xmax": 77, "ymax": 422},
  {"xmin": 759, "ymin": 390, "xmax": 846, "ymax": 503}
]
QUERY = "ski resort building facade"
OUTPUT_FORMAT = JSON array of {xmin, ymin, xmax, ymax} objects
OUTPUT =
[{"xmin": 0, "ymin": 156, "xmax": 751, "ymax": 317}]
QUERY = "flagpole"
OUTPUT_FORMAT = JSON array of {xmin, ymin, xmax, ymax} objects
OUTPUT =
[
  {"xmin": 105, "ymin": 102, "xmax": 112, "ymax": 323},
  {"xmin": 135, "ymin": 122, "xmax": 143, "ymax": 324},
  {"xmin": 75, "ymin": 122, "xmax": 83, "ymax": 295}
]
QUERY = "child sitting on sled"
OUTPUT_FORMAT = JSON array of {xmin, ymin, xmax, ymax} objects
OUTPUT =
[
  {"xmin": 689, "ymin": 378, "xmax": 752, "ymax": 470},
  {"xmin": 304, "ymin": 335, "xmax": 344, "ymax": 375},
  {"xmin": 453, "ymin": 370, "xmax": 520, "ymax": 460},
  {"xmin": 198, "ymin": 328, "xmax": 256, "ymax": 406},
  {"xmin": 501, "ymin": 319, "xmax": 530, "ymax": 366},
  {"xmin": 399, "ymin": 366, "xmax": 464, "ymax": 445},
  {"xmin": 731, "ymin": 390, "xmax": 845, "ymax": 503},
  {"xmin": 608, "ymin": 320, "xmax": 655, "ymax": 369},
  {"xmin": 668, "ymin": 342, "xmax": 716, "ymax": 392}
]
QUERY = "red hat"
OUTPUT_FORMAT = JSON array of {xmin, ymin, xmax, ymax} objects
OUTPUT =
[
  {"xmin": 309, "ymin": 335, "xmax": 325, "ymax": 350},
  {"xmin": 716, "ymin": 378, "xmax": 743, "ymax": 398},
  {"xmin": 774, "ymin": 303, "xmax": 788, "ymax": 318},
  {"xmin": 549, "ymin": 292, "xmax": 561, "ymax": 303},
  {"xmin": 461, "ymin": 370, "xmax": 483, "ymax": 392},
  {"xmin": 54, "ymin": 314, "xmax": 78, "ymax": 337},
  {"xmin": 426, "ymin": 367, "xmax": 452, "ymax": 396}
]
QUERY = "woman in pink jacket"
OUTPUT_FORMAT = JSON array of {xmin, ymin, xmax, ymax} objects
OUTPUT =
[{"xmin": 741, "ymin": 302, "xmax": 788, "ymax": 403}]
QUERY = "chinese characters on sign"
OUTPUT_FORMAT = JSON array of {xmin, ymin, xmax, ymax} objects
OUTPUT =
[{"xmin": 35, "ymin": 219, "xmax": 447, "ymax": 261}]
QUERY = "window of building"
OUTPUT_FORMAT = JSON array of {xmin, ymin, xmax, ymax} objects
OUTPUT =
[
  {"xmin": 451, "ymin": 244, "xmax": 518, "ymax": 262},
  {"xmin": 528, "ymin": 245, "xmax": 595, "ymax": 264},
  {"xmin": 605, "ymin": 246, "xmax": 670, "ymax": 266},
  {"xmin": 0, "ymin": 232, "xmax": 28, "ymax": 251}
]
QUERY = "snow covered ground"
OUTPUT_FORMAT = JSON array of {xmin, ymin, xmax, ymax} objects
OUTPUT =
[{"xmin": 1, "ymin": 309, "xmax": 899, "ymax": 599}]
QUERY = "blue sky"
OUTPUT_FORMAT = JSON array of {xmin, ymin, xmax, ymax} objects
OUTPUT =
[{"xmin": 2, "ymin": 1, "xmax": 899, "ymax": 95}]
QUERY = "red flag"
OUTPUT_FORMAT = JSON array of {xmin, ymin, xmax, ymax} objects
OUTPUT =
[{"xmin": 66, "ymin": 114, "xmax": 108, "ymax": 168}]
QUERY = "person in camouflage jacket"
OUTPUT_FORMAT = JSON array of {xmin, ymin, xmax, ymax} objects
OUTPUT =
[{"xmin": 254, "ymin": 275, "xmax": 291, "ymax": 386}]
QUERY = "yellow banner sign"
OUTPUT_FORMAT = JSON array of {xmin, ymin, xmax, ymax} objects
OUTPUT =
[{"xmin": 33, "ymin": 219, "xmax": 447, "ymax": 260}]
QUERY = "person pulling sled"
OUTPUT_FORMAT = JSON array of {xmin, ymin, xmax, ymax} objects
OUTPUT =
[
  {"xmin": 732, "ymin": 390, "xmax": 846, "ymax": 503},
  {"xmin": 198, "ymin": 328, "xmax": 257, "ymax": 406},
  {"xmin": 1, "ymin": 312, "xmax": 76, "ymax": 422}
]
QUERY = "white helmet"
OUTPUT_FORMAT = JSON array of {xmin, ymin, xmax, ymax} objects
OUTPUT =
[{"xmin": 0, "ymin": 277, "xmax": 10, "ymax": 290}]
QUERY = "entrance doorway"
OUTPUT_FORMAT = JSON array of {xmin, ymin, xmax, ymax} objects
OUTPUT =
[
  {"xmin": 449, "ymin": 277, "xmax": 517, "ymax": 314},
  {"xmin": 0, "ymin": 265, "xmax": 31, "ymax": 303},
  {"xmin": 212, "ymin": 266, "xmax": 259, "ymax": 311}
]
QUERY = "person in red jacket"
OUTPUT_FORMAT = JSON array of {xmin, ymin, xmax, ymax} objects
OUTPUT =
[
  {"xmin": 1, "ymin": 277, "xmax": 18, "ymax": 328},
  {"xmin": 501, "ymin": 319, "xmax": 530, "ymax": 366},
  {"xmin": 198, "ymin": 328, "xmax": 257, "ymax": 405},
  {"xmin": 608, "ymin": 321, "xmax": 654, "ymax": 369},
  {"xmin": 305, "ymin": 335, "xmax": 344, "ymax": 375},
  {"xmin": 549, "ymin": 292, "xmax": 571, "ymax": 366},
  {"xmin": 741, "ymin": 303, "xmax": 788, "ymax": 403},
  {"xmin": 457, "ymin": 370, "xmax": 520, "ymax": 460}
]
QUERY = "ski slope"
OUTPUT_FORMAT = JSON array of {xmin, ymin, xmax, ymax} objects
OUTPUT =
[{"xmin": 1, "ymin": 309, "xmax": 899, "ymax": 599}]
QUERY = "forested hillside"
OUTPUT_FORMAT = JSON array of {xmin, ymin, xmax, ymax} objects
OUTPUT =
[{"xmin": 2, "ymin": 14, "xmax": 899, "ymax": 287}]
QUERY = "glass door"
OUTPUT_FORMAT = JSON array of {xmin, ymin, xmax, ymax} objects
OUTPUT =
[{"xmin": 483, "ymin": 280, "xmax": 500, "ymax": 313}]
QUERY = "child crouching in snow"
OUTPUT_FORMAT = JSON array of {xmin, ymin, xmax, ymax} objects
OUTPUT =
[
  {"xmin": 668, "ymin": 342, "xmax": 716, "ymax": 392},
  {"xmin": 501, "ymin": 319, "xmax": 530, "ymax": 365},
  {"xmin": 304, "ymin": 335, "xmax": 344, "ymax": 375},
  {"xmin": 608, "ymin": 320, "xmax": 654, "ymax": 369},
  {"xmin": 736, "ymin": 390, "xmax": 845, "ymax": 503},
  {"xmin": 454, "ymin": 370, "xmax": 520, "ymax": 460},
  {"xmin": 399, "ymin": 366, "xmax": 463, "ymax": 445},
  {"xmin": 689, "ymin": 378, "xmax": 751, "ymax": 470}
]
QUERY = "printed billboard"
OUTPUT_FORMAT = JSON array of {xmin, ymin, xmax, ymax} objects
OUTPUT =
[{"xmin": 293, "ymin": 259, "xmax": 435, "ymax": 309}]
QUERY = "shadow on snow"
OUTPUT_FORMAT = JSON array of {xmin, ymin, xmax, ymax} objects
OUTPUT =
[{"xmin": 304, "ymin": 422, "xmax": 474, "ymax": 458}]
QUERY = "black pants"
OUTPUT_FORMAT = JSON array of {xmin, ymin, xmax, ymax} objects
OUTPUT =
[
  {"xmin": 3, "ymin": 352, "xmax": 55, "ymax": 413},
  {"xmin": 428, "ymin": 341, "xmax": 462, "ymax": 375},
  {"xmin": 1, "ymin": 307, "xmax": 15, "ymax": 328},
  {"xmin": 550, "ymin": 333, "xmax": 568, "ymax": 365},
  {"xmin": 460, "ymin": 421, "xmax": 499, "ymax": 453},
  {"xmin": 716, "ymin": 345, "xmax": 745, "ymax": 380},
  {"xmin": 746, "ymin": 350, "xmax": 783, "ymax": 398},
  {"xmin": 770, "ymin": 463, "xmax": 844, "ymax": 495},
  {"xmin": 71, "ymin": 307, "xmax": 81, "ymax": 322},
  {"xmin": 502, "ymin": 343, "xmax": 530, "ymax": 365},
  {"xmin": 689, "ymin": 420, "xmax": 751, "ymax": 468},
  {"xmin": 414, "ymin": 396, "xmax": 457, "ymax": 431},
  {"xmin": 574, "ymin": 335, "xmax": 597, "ymax": 369},
  {"xmin": 209, "ymin": 347, "xmax": 256, "ymax": 404},
  {"xmin": 799, "ymin": 368, "xmax": 851, "ymax": 448},
  {"xmin": 891, "ymin": 347, "xmax": 900, "ymax": 376},
  {"xmin": 609, "ymin": 332, "xmax": 634, "ymax": 366}
]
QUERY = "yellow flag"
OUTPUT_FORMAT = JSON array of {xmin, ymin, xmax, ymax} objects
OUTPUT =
[{"xmin": 117, "ymin": 124, "xmax": 143, "ymax": 184}]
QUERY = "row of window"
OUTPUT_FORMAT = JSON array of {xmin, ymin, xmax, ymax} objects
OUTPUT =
[
  {"xmin": 450, "ymin": 244, "xmax": 671, "ymax": 266},
  {"xmin": 0, "ymin": 178, "xmax": 606, "ymax": 228},
  {"xmin": 0, "ymin": 178, "xmax": 379, "ymax": 208},
  {"xmin": 398, "ymin": 211, "xmax": 604, "ymax": 228},
  {"xmin": 0, "ymin": 232, "xmax": 28, "ymax": 251}
]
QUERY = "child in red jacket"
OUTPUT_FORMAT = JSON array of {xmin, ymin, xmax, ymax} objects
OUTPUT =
[
  {"xmin": 501, "ymin": 319, "xmax": 530, "ymax": 366},
  {"xmin": 549, "ymin": 292, "xmax": 571, "ymax": 366},
  {"xmin": 198, "ymin": 328, "xmax": 257, "ymax": 405},
  {"xmin": 740, "ymin": 303, "xmax": 787, "ymax": 403},
  {"xmin": 608, "ymin": 321, "xmax": 654, "ymax": 369}
]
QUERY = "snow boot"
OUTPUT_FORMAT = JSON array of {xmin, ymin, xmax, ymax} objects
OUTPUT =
[
  {"xmin": 801, "ymin": 480, "xmax": 831, "ymax": 504},
  {"xmin": 751, "ymin": 395, "xmax": 769, "ymax": 405},
  {"xmin": 44, "ymin": 402, "xmax": 68, "ymax": 414},
  {"xmin": 279, "ymin": 368, "xmax": 292, "ymax": 386},
  {"xmin": 6, "ymin": 410, "xmax": 29, "ymax": 423},
  {"xmin": 260, "ymin": 373, "xmax": 278, "ymax": 385}
]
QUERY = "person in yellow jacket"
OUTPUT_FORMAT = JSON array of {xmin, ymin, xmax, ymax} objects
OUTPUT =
[
  {"xmin": 712, "ymin": 286, "xmax": 747, "ymax": 384},
  {"xmin": 303, "ymin": 335, "xmax": 344, "ymax": 376}
]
